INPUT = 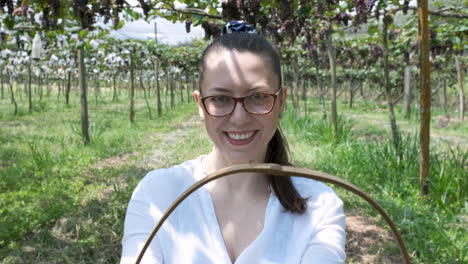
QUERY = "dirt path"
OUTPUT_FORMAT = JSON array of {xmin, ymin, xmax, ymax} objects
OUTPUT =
[
  {"xmin": 345, "ymin": 214, "xmax": 402, "ymax": 263},
  {"xmin": 6, "ymin": 114, "xmax": 405, "ymax": 263},
  {"xmin": 94, "ymin": 114, "xmax": 404, "ymax": 263},
  {"xmin": 349, "ymin": 113, "xmax": 468, "ymax": 148},
  {"xmin": 86, "ymin": 114, "xmax": 404, "ymax": 263}
]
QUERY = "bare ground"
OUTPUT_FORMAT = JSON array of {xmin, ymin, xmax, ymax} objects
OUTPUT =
[
  {"xmin": 4, "ymin": 114, "xmax": 408, "ymax": 263},
  {"xmin": 89, "ymin": 114, "xmax": 404, "ymax": 263},
  {"xmin": 349, "ymin": 113, "xmax": 468, "ymax": 148},
  {"xmin": 345, "ymin": 214, "xmax": 402, "ymax": 263}
]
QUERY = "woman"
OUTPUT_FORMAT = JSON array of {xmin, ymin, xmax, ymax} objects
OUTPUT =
[{"xmin": 121, "ymin": 22, "xmax": 345, "ymax": 264}]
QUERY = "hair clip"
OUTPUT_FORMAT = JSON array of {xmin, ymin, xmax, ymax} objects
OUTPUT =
[{"xmin": 222, "ymin": 21, "xmax": 259, "ymax": 35}]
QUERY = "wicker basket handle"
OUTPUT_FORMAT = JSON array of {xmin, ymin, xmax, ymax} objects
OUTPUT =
[{"xmin": 135, "ymin": 163, "xmax": 411, "ymax": 264}]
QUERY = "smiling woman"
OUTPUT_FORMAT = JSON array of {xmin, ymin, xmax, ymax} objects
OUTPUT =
[{"xmin": 120, "ymin": 22, "xmax": 346, "ymax": 264}]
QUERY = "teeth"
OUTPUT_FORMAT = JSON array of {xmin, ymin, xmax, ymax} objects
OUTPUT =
[{"xmin": 227, "ymin": 132, "xmax": 255, "ymax": 140}]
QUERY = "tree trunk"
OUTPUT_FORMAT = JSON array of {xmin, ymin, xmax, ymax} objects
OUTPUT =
[
  {"xmin": 7, "ymin": 70, "xmax": 18, "ymax": 115},
  {"xmin": 45, "ymin": 76, "xmax": 50, "ymax": 97},
  {"xmin": 165, "ymin": 74, "xmax": 169, "ymax": 110},
  {"xmin": 139, "ymin": 67, "xmax": 152, "ymax": 119},
  {"xmin": 440, "ymin": 74, "xmax": 448, "ymax": 116},
  {"xmin": 170, "ymin": 74, "xmax": 175, "ymax": 109},
  {"xmin": 302, "ymin": 78, "xmax": 307, "ymax": 101},
  {"xmin": 382, "ymin": 15, "xmax": 400, "ymax": 151},
  {"xmin": 112, "ymin": 73, "xmax": 118, "ymax": 102},
  {"xmin": 22, "ymin": 75, "xmax": 27, "ymax": 100},
  {"xmin": 78, "ymin": 48, "xmax": 90, "ymax": 144},
  {"xmin": 179, "ymin": 78, "xmax": 184, "ymax": 103},
  {"xmin": 360, "ymin": 81, "xmax": 365, "ymax": 98},
  {"xmin": 185, "ymin": 72, "xmax": 190, "ymax": 103},
  {"xmin": 130, "ymin": 54, "xmax": 136, "ymax": 123},
  {"xmin": 1, "ymin": 67, "xmax": 4, "ymax": 100},
  {"xmin": 28, "ymin": 63, "xmax": 32, "ymax": 113},
  {"xmin": 95, "ymin": 73, "xmax": 99, "ymax": 105},
  {"xmin": 39, "ymin": 77, "xmax": 43, "ymax": 101},
  {"xmin": 455, "ymin": 55, "xmax": 465, "ymax": 121},
  {"xmin": 66, "ymin": 71, "xmax": 71, "ymax": 105},
  {"xmin": 348, "ymin": 76, "xmax": 354, "ymax": 109},
  {"xmin": 57, "ymin": 79, "xmax": 61, "ymax": 102},
  {"xmin": 418, "ymin": 0, "xmax": 431, "ymax": 196},
  {"xmin": 192, "ymin": 78, "xmax": 197, "ymax": 93},
  {"xmin": 314, "ymin": 50, "xmax": 327, "ymax": 120},
  {"xmin": 304, "ymin": 79, "xmax": 308, "ymax": 116},
  {"xmin": 326, "ymin": 24, "xmax": 338, "ymax": 138},
  {"xmin": 404, "ymin": 65, "xmax": 412, "ymax": 119},
  {"xmin": 155, "ymin": 59, "xmax": 162, "ymax": 116}
]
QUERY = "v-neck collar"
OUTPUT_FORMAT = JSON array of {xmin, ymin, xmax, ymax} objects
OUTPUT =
[
  {"xmin": 194, "ymin": 156, "xmax": 274, "ymax": 264},
  {"xmin": 200, "ymin": 185, "xmax": 273, "ymax": 264}
]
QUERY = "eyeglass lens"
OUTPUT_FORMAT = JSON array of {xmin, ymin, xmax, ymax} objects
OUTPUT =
[{"xmin": 204, "ymin": 93, "xmax": 275, "ymax": 116}]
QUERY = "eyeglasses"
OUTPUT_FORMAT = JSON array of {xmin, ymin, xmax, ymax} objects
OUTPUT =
[{"xmin": 200, "ymin": 89, "xmax": 281, "ymax": 117}]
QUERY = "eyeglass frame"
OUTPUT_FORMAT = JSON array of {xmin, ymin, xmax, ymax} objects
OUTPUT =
[{"xmin": 199, "ymin": 88, "xmax": 283, "ymax": 117}]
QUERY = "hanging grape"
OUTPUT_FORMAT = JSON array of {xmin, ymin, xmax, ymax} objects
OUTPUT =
[
  {"xmin": 185, "ymin": 19, "xmax": 192, "ymax": 33},
  {"xmin": 222, "ymin": 0, "xmax": 240, "ymax": 20}
]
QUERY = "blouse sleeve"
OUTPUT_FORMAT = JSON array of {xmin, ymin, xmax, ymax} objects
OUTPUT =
[
  {"xmin": 120, "ymin": 180, "xmax": 164, "ymax": 264},
  {"xmin": 300, "ymin": 191, "xmax": 346, "ymax": 264}
]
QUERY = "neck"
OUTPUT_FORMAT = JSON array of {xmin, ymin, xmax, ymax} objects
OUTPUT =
[{"xmin": 202, "ymin": 150, "xmax": 270, "ymax": 200}]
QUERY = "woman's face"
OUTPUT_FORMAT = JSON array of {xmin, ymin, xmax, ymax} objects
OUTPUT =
[{"xmin": 194, "ymin": 49, "xmax": 286, "ymax": 164}]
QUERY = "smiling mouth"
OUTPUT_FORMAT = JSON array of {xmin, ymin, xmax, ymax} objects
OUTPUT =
[{"xmin": 225, "ymin": 131, "xmax": 257, "ymax": 145}]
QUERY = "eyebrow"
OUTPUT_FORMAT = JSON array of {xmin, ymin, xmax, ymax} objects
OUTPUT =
[{"xmin": 207, "ymin": 87, "xmax": 232, "ymax": 93}]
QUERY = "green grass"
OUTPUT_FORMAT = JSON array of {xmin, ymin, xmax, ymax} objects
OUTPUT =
[
  {"xmin": 0, "ymin": 89, "xmax": 466, "ymax": 263},
  {"xmin": 282, "ymin": 98, "xmax": 467, "ymax": 264},
  {"xmin": 0, "ymin": 88, "xmax": 208, "ymax": 262}
]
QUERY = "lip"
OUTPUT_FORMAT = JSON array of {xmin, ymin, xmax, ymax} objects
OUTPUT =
[{"xmin": 224, "ymin": 130, "xmax": 258, "ymax": 146}]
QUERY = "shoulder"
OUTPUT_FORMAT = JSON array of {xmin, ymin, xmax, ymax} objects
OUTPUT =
[
  {"xmin": 133, "ymin": 156, "xmax": 205, "ymax": 206},
  {"xmin": 292, "ymin": 176, "xmax": 343, "ymax": 208}
]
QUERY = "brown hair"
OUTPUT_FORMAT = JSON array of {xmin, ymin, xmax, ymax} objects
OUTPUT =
[{"xmin": 199, "ymin": 33, "xmax": 308, "ymax": 214}]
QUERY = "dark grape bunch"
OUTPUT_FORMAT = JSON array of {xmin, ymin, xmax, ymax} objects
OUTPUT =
[
  {"xmin": 353, "ymin": 0, "xmax": 377, "ymax": 25},
  {"xmin": 72, "ymin": 0, "xmax": 95, "ymax": 30},
  {"xmin": 221, "ymin": 0, "xmax": 241, "ymax": 21},
  {"xmin": 403, "ymin": 0, "xmax": 409, "ymax": 14},
  {"xmin": 0, "ymin": 0, "xmax": 14, "ymax": 14},
  {"xmin": 38, "ymin": 0, "xmax": 62, "ymax": 30},
  {"xmin": 185, "ymin": 19, "xmax": 192, "ymax": 33},
  {"xmin": 137, "ymin": 0, "xmax": 151, "ymax": 17},
  {"xmin": 336, "ymin": 13, "xmax": 351, "ymax": 26},
  {"xmin": 98, "ymin": 0, "xmax": 112, "ymax": 23}
]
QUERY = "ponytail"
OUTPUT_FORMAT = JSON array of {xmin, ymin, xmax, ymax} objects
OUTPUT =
[{"xmin": 266, "ymin": 128, "xmax": 307, "ymax": 214}]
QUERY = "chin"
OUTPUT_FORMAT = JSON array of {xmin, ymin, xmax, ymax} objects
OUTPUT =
[{"xmin": 224, "ymin": 151, "xmax": 265, "ymax": 165}]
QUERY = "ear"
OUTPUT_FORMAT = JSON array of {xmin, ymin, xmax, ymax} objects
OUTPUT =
[{"xmin": 193, "ymin": 90, "xmax": 205, "ymax": 120}]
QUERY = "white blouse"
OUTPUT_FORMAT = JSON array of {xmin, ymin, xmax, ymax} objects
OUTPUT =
[{"xmin": 121, "ymin": 156, "xmax": 346, "ymax": 264}]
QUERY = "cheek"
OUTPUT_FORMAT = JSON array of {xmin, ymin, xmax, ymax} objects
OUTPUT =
[{"xmin": 203, "ymin": 117, "xmax": 222, "ymax": 140}]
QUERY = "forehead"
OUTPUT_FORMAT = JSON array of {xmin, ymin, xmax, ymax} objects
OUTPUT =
[{"xmin": 202, "ymin": 49, "xmax": 278, "ymax": 93}]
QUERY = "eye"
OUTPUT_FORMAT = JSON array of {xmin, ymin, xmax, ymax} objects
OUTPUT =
[
  {"xmin": 207, "ymin": 96, "xmax": 231, "ymax": 104},
  {"xmin": 248, "ymin": 93, "xmax": 270, "ymax": 101}
]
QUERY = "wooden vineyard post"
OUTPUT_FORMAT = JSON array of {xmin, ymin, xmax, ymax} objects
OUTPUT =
[
  {"xmin": 418, "ymin": 0, "xmax": 431, "ymax": 196},
  {"xmin": 404, "ymin": 65, "xmax": 412, "ymax": 119},
  {"xmin": 382, "ymin": 14, "xmax": 400, "ymax": 152},
  {"xmin": 455, "ymin": 56, "xmax": 465, "ymax": 121},
  {"xmin": 28, "ymin": 62, "xmax": 32, "ymax": 113},
  {"xmin": 78, "ymin": 48, "xmax": 90, "ymax": 144},
  {"xmin": 155, "ymin": 59, "xmax": 162, "ymax": 116},
  {"xmin": 7, "ymin": 69, "xmax": 18, "ymax": 115},
  {"xmin": 66, "ymin": 70, "xmax": 71, "ymax": 105},
  {"xmin": 326, "ymin": 22, "xmax": 338, "ymax": 139},
  {"xmin": 1, "ymin": 67, "xmax": 4, "ymax": 100},
  {"xmin": 130, "ymin": 54, "xmax": 136, "ymax": 123}
]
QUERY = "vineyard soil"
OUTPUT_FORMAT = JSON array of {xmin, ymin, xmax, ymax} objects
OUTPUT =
[{"xmin": 0, "ymin": 97, "xmax": 466, "ymax": 263}]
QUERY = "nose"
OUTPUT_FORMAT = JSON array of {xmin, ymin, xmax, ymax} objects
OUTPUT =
[{"xmin": 229, "ymin": 101, "xmax": 249, "ymax": 124}]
